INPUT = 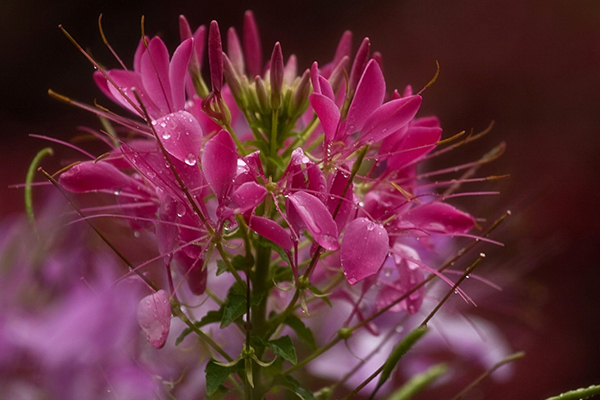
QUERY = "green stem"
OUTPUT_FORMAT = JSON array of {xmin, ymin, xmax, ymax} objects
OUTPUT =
[{"xmin": 25, "ymin": 147, "xmax": 53, "ymax": 236}]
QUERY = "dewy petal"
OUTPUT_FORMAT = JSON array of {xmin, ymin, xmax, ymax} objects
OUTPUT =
[
  {"xmin": 359, "ymin": 95, "xmax": 422, "ymax": 146},
  {"xmin": 141, "ymin": 37, "xmax": 173, "ymax": 115},
  {"xmin": 154, "ymin": 110, "xmax": 203, "ymax": 164},
  {"xmin": 287, "ymin": 191, "xmax": 339, "ymax": 251},
  {"xmin": 405, "ymin": 202, "xmax": 475, "ymax": 234},
  {"xmin": 243, "ymin": 10, "xmax": 263, "ymax": 77},
  {"xmin": 201, "ymin": 129, "xmax": 238, "ymax": 200},
  {"xmin": 326, "ymin": 168, "xmax": 354, "ymax": 231},
  {"xmin": 60, "ymin": 161, "xmax": 137, "ymax": 193},
  {"xmin": 137, "ymin": 290, "xmax": 171, "ymax": 349},
  {"xmin": 341, "ymin": 218, "xmax": 389, "ymax": 285},
  {"xmin": 344, "ymin": 59, "xmax": 385, "ymax": 137},
  {"xmin": 248, "ymin": 216, "xmax": 293, "ymax": 251},
  {"xmin": 310, "ymin": 93, "xmax": 340, "ymax": 143},
  {"xmin": 387, "ymin": 125, "xmax": 442, "ymax": 171},
  {"xmin": 106, "ymin": 70, "xmax": 157, "ymax": 117},
  {"xmin": 231, "ymin": 182, "xmax": 267, "ymax": 213},
  {"xmin": 169, "ymin": 38, "xmax": 193, "ymax": 111}
]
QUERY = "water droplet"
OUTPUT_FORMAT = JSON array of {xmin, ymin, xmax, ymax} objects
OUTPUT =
[
  {"xmin": 147, "ymin": 171, "xmax": 156, "ymax": 179},
  {"xmin": 184, "ymin": 153, "xmax": 197, "ymax": 166},
  {"xmin": 348, "ymin": 277, "xmax": 357, "ymax": 285},
  {"xmin": 395, "ymin": 325, "xmax": 404, "ymax": 333},
  {"xmin": 133, "ymin": 231, "xmax": 140, "ymax": 238},
  {"xmin": 160, "ymin": 122, "xmax": 167, "ymax": 128},
  {"xmin": 465, "ymin": 275, "xmax": 470, "ymax": 279},
  {"xmin": 162, "ymin": 131, "xmax": 171, "ymax": 139},
  {"xmin": 176, "ymin": 202, "xmax": 187, "ymax": 217},
  {"xmin": 113, "ymin": 189, "xmax": 122, "ymax": 196}
]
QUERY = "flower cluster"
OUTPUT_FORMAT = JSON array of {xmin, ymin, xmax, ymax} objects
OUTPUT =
[{"xmin": 34, "ymin": 10, "xmax": 511, "ymax": 399}]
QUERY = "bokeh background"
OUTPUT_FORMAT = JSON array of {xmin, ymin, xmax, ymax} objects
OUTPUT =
[{"xmin": 1, "ymin": 0, "xmax": 599, "ymax": 398}]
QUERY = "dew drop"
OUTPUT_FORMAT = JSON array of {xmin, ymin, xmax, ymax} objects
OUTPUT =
[
  {"xmin": 133, "ymin": 231, "xmax": 140, "ymax": 238},
  {"xmin": 176, "ymin": 202, "xmax": 187, "ymax": 218},
  {"xmin": 184, "ymin": 153, "xmax": 197, "ymax": 166},
  {"xmin": 162, "ymin": 131, "xmax": 171, "ymax": 140},
  {"xmin": 347, "ymin": 277, "xmax": 357, "ymax": 285},
  {"xmin": 160, "ymin": 122, "xmax": 167, "ymax": 128}
]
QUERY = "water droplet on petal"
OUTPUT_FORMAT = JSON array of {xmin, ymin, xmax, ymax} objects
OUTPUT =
[
  {"xmin": 176, "ymin": 202, "xmax": 187, "ymax": 218},
  {"xmin": 184, "ymin": 153, "xmax": 197, "ymax": 166},
  {"xmin": 347, "ymin": 277, "xmax": 357, "ymax": 285},
  {"xmin": 162, "ymin": 131, "xmax": 171, "ymax": 140}
]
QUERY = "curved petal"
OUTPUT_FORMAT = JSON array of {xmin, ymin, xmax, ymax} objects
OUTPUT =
[
  {"xmin": 153, "ymin": 111, "xmax": 204, "ymax": 164},
  {"xmin": 137, "ymin": 290, "xmax": 171, "ymax": 349},
  {"xmin": 341, "ymin": 217, "xmax": 389, "ymax": 285},
  {"xmin": 359, "ymin": 95, "xmax": 422, "ymax": 145},
  {"xmin": 231, "ymin": 182, "xmax": 267, "ymax": 213},
  {"xmin": 169, "ymin": 38, "xmax": 193, "ymax": 111},
  {"xmin": 387, "ymin": 125, "xmax": 442, "ymax": 171},
  {"xmin": 248, "ymin": 216, "xmax": 293, "ymax": 251},
  {"xmin": 201, "ymin": 129, "xmax": 238, "ymax": 200},
  {"xmin": 345, "ymin": 59, "xmax": 385, "ymax": 137},
  {"xmin": 310, "ymin": 93, "xmax": 340, "ymax": 143},
  {"xmin": 287, "ymin": 191, "xmax": 339, "ymax": 251},
  {"xmin": 59, "ymin": 161, "xmax": 137, "ymax": 194},
  {"xmin": 141, "ymin": 37, "xmax": 173, "ymax": 115}
]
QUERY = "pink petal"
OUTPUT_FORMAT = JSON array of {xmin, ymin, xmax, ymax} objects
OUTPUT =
[
  {"xmin": 310, "ymin": 62, "xmax": 321, "ymax": 94},
  {"xmin": 137, "ymin": 290, "xmax": 171, "ymax": 349},
  {"xmin": 348, "ymin": 37, "xmax": 371, "ymax": 95},
  {"xmin": 153, "ymin": 110, "xmax": 203, "ymax": 164},
  {"xmin": 133, "ymin": 37, "xmax": 147, "ymax": 72},
  {"xmin": 270, "ymin": 42, "xmax": 284, "ymax": 104},
  {"xmin": 318, "ymin": 75, "xmax": 335, "ymax": 102},
  {"xmin": 321, "ymin": 30, "xmax": 352, "ymax": 77},
  {"xmin": 405, "ymin": 202, "xmax": 475, "ymax": 234},
  {"xmin": 231, "ymin": 182, "xmax": 267, "ymax": 213},
  {"xmin": 243, "ymin": 10, "xmax": 262, "ymax": 77},
  {"xmin": 106, "ymin": 70, "xmax": 156, "ymax": 117},
  {"xmin": 387, "ymin": 125, "xmax": 442, "ymax": 171},
  {"xmin": 345, "ymin": 59, "xmax": 385, "ymax": 137},
  {"xmin": 341, "ymin": 218, "xmax": 389, "ymax": 285},
  {"xmin": 176, "ymin": 253, "xmax": 207, "ymax": 295},
  {"xmin": 201, "ymin": 129, "xmax": 238, "ymax": 200},
  {"xmin": 359, "ymin": 95, "xmax": 422, "ymax": 145},
  {"xmin": 248, "ymin": 216, "xmax": 293, "ymax": 251},
  {"xmin": 169, "ymin": 38, "xmax": 193, "ymax": 111},
  {"xmin": 326, "ymin": 168, "xmax": 354, "ymax": 231},
  {"xmin": 59, "ymin": 161, "xmax": 137, "ymax": 193},
  {"xmin": 287, "ymin": 191, "xmax": 339, "ymax": 251},
  {"xmin": 141, "ymin": 37, "xmax": 173, "ymax": 115},
  {"xmin": 310, "ymin": 93, "xmax": 340, "ymax": 143}
]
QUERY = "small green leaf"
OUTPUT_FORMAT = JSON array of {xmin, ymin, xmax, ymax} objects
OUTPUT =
[
  {"xmin": 276, "ymin": 375, "xmax": 316, "ymax": 400},
  {"xmin": 231, "ymin": 254, "xmax": 252, "ymax": 271},
  {"xmin": 175, "ymin": 310, "xmax": 223, "ymax": 345},
  {"xmin": 216, "ymin": 260, "xmax": 228, "ymax": 276},
  {"xmin": 378, "ymin": 326, "xmax": 428, "ymax": 387},
  {"xmin": 205, "ymin": 359, "xmax": 238, "ymax": 396},
  {"xmin": 220, "ymin": 293, "xmax": 246, "ymax": 328},
  {"xmin": 261, "ymin": 239, "xmax": 292, "ymax": 268},
  {"xmin": 284, "ymin": 315, "xmax": 316, "ymax": 350},
  {"xmin": 269, "ymin": 335, "xmax": 297, "ymax": 364}
]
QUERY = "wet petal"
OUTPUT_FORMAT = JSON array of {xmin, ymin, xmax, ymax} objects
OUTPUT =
[
  {"xmin": 153, "ymin": 110, "xmax": 203, "ymax": 164},
  {"xmin": 231, "ymin": 182, "xmax": 267, "ymax": 213},
  {"xmin": 137, "ymin": 290, "xmax": 171, "ymax": 349},
  {"xmin": 60, "ymin": 161, "xmax": 137, "ymax": 193},
  {"xmin": 287, "ymin": 191, "xmax": 339, "ymax": 251},
  {"xmin": 341, "ymin": 218, "xmax": 389, "ymax": 285},
  {"xmin": 201, "ymin": 129, "xmax": 238, "ymax": 200},
  {"xmin": 248, "ymin": 216, "xmax": 293, "ymax": 251}
]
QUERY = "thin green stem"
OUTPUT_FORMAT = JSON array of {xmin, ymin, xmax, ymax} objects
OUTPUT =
[{"xmin": 25, "ymin": 147, "xmax": 53, "ymax": 236}]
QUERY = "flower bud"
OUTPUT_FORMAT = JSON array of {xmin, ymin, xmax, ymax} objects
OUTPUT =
[
  {"xmin": 208, "ymin": 20, "xmax": 223, "ymax": 92},
  {"xmin": 270, "ymin": 42, "xmax": 284, "ymax": 110}
]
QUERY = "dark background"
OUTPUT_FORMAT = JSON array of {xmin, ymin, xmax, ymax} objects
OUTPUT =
[{"xmin": 2, "ymin": 0, "xmax": 599, "ymax": 398}]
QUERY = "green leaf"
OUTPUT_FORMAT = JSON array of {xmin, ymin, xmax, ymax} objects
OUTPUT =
[
  {"xmin": 220, "ymin": 293, "xmax": 246, "ymax": 328},
  {"xmin": 545, "ymin": 384, "xmax": 600, "ymax": 400},
  {"xmin": 216, "ymin": 260, "xmax": 228, "ymax": 276},
  {"xmin": 388, "ymin": 363, "xmax": 447, "ymax": 400},
  {"xmin": 269, "ymin": 336, "xmax": 297, "ymax": 364},
  {"xmin": 378, "ymin": 326, "xmax": 428, "ymax": 387},
  {"xmin": 284, "ymin": 315, "xmax": 316, "ymax": 350},
  {"xmin": 175, "ymin": 310, "xmax": 223, "ymax": 345},
  {"xmin": 261, "ymin": 238, "xmax": 292, "ymax": 268},
  {"xmin": 205, "ymin": 359, "xmax": 238, "ymax": 396},
  {"xmin": 276, "ymin": 375, "xmax": 316, "ymax": 400},
  {"xmin": 231, "ymin": 254, "xmax": 252, "ymax": 271}
]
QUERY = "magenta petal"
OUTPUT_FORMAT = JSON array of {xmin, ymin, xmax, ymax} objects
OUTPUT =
[
  {"xmin": 169, "ymin": 38, "xmax": 193, "ymax": 111},
  {"xmin": 348, "ymin": 37, "xmax": 371, "ymax": 94},
  {"xmin": 248, "ymin": 216, "xmax": 293, "ymax": 251},
  {"xmin": 310, "ymin": 62, "xmax": 321, "ymax": 94},
  {"xmin": 405, "ymin": 202, "xmax": 475, "ymax": 234},
  {"xmin": 243, "ymin": 10, "xmax": 263, "ymax": 77},
  {"xmin": 201, "ymin": 129, "xmax": 238, "ymax": 200},
  {"xmin": 141, "ymin": 37, "xmax": 173, "ymax": 115},
  {"xmin": 287, "ymin": 191, "xmax": 339, "ymax": 251},
  {"xmin": 60, "ymin": 161, "xmax": 136, "ymax": 193},
  {"xmin": 153, "ymin": 111, "xmax": 203, "ymax": 164},
  {"xmin": 341, "ymin": 218, "xmax": 389, "ymax": 285},
  {"xmin": 137, "ymin": 290, "xmax": 171, "ymax": 349},
  {"xmin": 133, "ymin": 37, "xmax": 147, "ymax": 72},
  {"xmin": 345, "ymin": 59, "xmax": 385, "ymax": 136},
  {"xmin": 387, "ymin": 125, "xmax": 442, "ymax": 170},
  {"xmin": 310, "ymin": 93, "xmax": 340, "ymax": 143},
  {"xmin": 326, "ymin": 168, "xmax": 355, "ymax": 231},
  {"xmin": 360, "ymin": 95, "xmax": 422, "ymax": 145},
  {"xmin": 107, "ymin": 70, "xmax": 153, "ymax": 116},
  {"xmin": 231, "ymin": 182, "xmax": 267, "ymax": 213}
]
